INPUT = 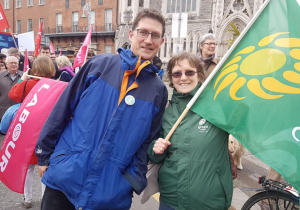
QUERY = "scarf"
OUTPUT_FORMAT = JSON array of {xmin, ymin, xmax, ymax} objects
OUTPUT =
[{"xmin": 199, "ymin": 54, "xmax": 215, "ymax": 65}]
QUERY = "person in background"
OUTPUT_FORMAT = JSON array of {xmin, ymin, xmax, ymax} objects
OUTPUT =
[
  {"xmin": 49, "ymin": 53, "xmax": 56, "ymax": 61},
  {"xmin": 28, "ymin": 56, "xmax": 35, "ymax": 64},
  {"xmin": 0, "ymin": 63, "xmax": 6, "ymax": 72},
  {"xmin": 199, "ymin": 33, "xmax": 219, "ymax": 77},
  {"xmin": 8, "ymin": 55, "xmax": 56, "ymax": 209},
  {"xmin": 7, "ymin": 47, "xmax": 32, "ymax": 72},
  {"xmin": 39, "ymin": 45, "xmax": 60, "ymax": 79},
  {"xmin": 55, "ymin": 56, "xmax": 75, "ymax": 82},
  {"xmin": 0, "ymin": 56, "xmax": 23, "ymax": 121},
  {"xmin": 0, "ymin": 53, "xmax": 7, "ymax": 63},
  {"xmin": 148, "ymin": 52, "xmax": 233, "ymax": 210}
]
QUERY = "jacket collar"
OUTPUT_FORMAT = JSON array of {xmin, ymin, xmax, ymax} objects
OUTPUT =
[
  {"xmin": 3, "ymin": 70, "xmax": 22, "ymax": 77},
  {"xmin": 118, "ymin": 48, "xmax": 159, "ymax": 75},
  {"xmin": 171, "ymin": 83, "xmax": 201, "ymax": 104}
]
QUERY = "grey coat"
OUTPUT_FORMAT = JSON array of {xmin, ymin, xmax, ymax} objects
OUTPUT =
[{"xmin": 0, "ymin": 70, "xmax": 23, "ymax": 120}]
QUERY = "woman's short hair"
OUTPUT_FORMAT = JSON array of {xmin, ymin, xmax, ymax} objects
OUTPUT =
[
  {"xmin": 55, "ymin": 55, "xmax": 72, "ymax": 68},
  {"xmin": 30, "ymin": 55, "xmax": 56, "ymax": 77},
  {"xmin": 167, "ymin": 51, "xmax": 206, "ymax": 88},
  {"xmin": 199, "ymin": 33, "xmax": 216, "ymax": 45}
]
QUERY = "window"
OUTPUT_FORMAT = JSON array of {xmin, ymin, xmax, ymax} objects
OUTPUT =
[
  {"xmin": 90, "ymin": 11, "xmax": 95, "ymax": 30},
  {"xmin": 104, "ymin": 46, "xmax": 112, "ymax": 54},
  {"xmin": 139, "ymin": 0, "xmax": 144, "ymax": 7},
  {"xmin": 27, "ymin": 0, "xmax": 33, "ymax": 6},
  {"xmin": 72, "ymin": 12, "xmax": 78, "ymax": 32},
  {"xmin": 167, "ymin": 0, "xmax": 196, "ymax": 13},
  {"xmin": 81, "ymin": 0, "xmax": 86, "ymax": 7},
  {"xmin": 39, "ymin": 0, "xmax": 45, "ymax": 5},
  {"xmin": 65, "ymin": 0, "xmax": 69, "ymax": 8},
  {"xmin": 105, "ymin": 9, "xmax": 112, "ymax": 32},
  {"xmin": 4, "ymin": 0, "xmax": 10, "ymax": 9},
  {"xmin": 17, "ymin": 20, "xmax": 21, "ymax": 34},
  {"xmin": 16, "ymin": 0, "xmax": 21, "ymax": 7},
  {"xmin": 56, "ymin": 13, "xmax": 62, "ymax": 33},
  {"xmin": 98, "ymin": 0, "xmax": 103, "ymax": 5},
  {"xmin": 128, "ymin": 0, "xmax": 131, "ymax": 7},
  {"xmin": 28, "ymin": 19, "xmax": 32, "ymax": 31}
]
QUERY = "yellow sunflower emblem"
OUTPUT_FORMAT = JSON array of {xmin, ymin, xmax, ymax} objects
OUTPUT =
[{"xmin": 214, "ymin": 32, "xmax": 300, "ymax": 100}]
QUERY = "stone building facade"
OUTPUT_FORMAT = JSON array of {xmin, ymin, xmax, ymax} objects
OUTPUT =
[{"xmin": 115, "ymin": 0, "xmax": 266, "ymax": 63}]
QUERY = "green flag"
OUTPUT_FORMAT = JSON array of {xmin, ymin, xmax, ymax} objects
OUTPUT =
[{"xmin": 191, "ymin": 0, "xmax": 300, "ymax": 192}]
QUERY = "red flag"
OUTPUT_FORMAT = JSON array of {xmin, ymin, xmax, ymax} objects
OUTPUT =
[
  {"xmin": 0, "ymin": 78, "xmax": 68, "ymax": 193},
  {"xmin": 0, "ymin": 3, "xmax": 10, "ymax": 31},
  {"xmin": 49, "ymin": 42, "xmax": 55, "ymax": 53},
  {"xmin": 72, "ymin": 25, "xmax": 93, "ymax": 70},
  {"xmin": 34, "ymin": 20, "xmax": 43, "ymax": 57},
  {"xmin": 59, "ymin": 48, "xmax": 62, "ymax": 56},
  {"xmin": 23, "ymin": 49, "xmax": 29, "ymax": 72}
]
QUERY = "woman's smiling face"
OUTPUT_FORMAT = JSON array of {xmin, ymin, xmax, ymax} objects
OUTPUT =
[{"xmin": 172, "ymin": 59, "xmax": 200, "ymax": 94}]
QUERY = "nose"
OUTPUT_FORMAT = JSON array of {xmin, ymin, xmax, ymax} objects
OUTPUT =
[
  {"xmin": 180, "ymin": 72, "xmax": 188, "ymax": 80},
  {"xmin": 144, "ymin": 34, "xmax": 153, "ymax": 43}
]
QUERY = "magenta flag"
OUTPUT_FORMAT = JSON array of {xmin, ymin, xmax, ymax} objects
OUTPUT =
[
  {"xmin": 49, "ymin": 42, "xmax": 55, "ymax": 54},
  {"xmin": 34, "ymin": 20, "xmax": 43, "ymax": 57},
  {"xmin": 23, "ymin": 49, "xmax": 29, "ymax": 72},
  {"xmin": 0, "ymin": 78, "xmax": 68, "ymax": 193},
  {"xmin": 72, "ymin": 25, "xmax": 93, "ymax": 70}
]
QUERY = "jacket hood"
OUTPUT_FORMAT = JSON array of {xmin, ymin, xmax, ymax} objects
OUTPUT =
[
  {"xmin": 118, "ymin": 48, "xmax": 159, "ymax": 76},
  {"xmin": 60, "ymin": 66, "xmax": 75, "ymax": 77}
]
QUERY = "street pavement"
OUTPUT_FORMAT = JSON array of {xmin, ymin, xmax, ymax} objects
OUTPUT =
[{"xmin": 0, "ymin": 134, "xmax": 270, "ymax": 210}]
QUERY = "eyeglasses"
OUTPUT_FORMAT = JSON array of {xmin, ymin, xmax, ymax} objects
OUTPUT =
[
  {"xmin": 203, "ymin": 42, "xmax": 218, "ymax": 46},
  {"xmin": 134, "ymin": 29, "xmax": 162, "ymax": 42},
  {"xmin": 8, "ymin": 62, "xmax": 18, "ymax": 65},
  {"xmin": 171, "ymin": 70, "xmax": 197, "ymax": 78}
]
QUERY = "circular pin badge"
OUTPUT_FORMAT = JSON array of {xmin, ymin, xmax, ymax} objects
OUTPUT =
[{"xmin": 125, "ymin": 95, "xmax": 135, "ymax": 105}]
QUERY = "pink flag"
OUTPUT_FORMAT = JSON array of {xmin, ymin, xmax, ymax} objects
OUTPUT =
[
  {"xmin": 59, "ymin": 48, "xmax": 62, "ymax": 56},
  {"xmin": 49, "ymin": 42, "xmax": 55, "ymax": 54},
  {"xmin": 72, "ymin": 25, "xmax": 93, "ymax": 70},
  {"xmin": 34, "ymin": 20, "xmax": 43, "ymax": 57},
  {"xmin": 23, "ymin": 49, "xmax": 29, "ymax": 72},
  {"xmin": 0, "ymin": 78, "xmax": 68, "ymax": 193}
]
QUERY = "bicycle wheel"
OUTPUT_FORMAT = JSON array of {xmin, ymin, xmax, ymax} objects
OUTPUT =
[{"xmin": 242, "ymin": 191, "xmax": 299, "ymax": 210}]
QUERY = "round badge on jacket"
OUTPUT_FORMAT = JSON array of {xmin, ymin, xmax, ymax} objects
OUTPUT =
[{"xmin": 125, "ymin": 95, "xmax": 135, "ymax": 105}]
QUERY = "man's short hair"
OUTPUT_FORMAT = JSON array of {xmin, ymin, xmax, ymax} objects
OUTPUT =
[
  {"xmin": 7, "ymin": 47, "xmax": 19, "ymax": 55},
  {"xmin": 132, "ymin": 9, "xmax": 166, "ymax": 37},
  {"xmin": 0, "ymin": 53, "xmax": 7, "ymax": 59},
  {"xmin": 5, "ymin": 56, "xmax": 18, "ymax": 63},
  {"xmin": 40, "ymin": 45, "xmax": 50, "ymax": 51}
]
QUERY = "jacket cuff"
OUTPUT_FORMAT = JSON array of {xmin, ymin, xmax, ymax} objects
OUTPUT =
[{"xmin": 38, "ymin": 159, "xmax": 49, "ymax": 166}]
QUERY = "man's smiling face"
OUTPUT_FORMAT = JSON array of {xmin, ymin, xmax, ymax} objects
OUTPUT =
[{"xmin": 129, "ymin": 17, "xmax": 164, "ymax": 61}]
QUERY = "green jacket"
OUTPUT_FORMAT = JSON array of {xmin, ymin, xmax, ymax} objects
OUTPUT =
[{"xmin": 148, "ymin": 85, "xmax": 233, "ymax": 210}]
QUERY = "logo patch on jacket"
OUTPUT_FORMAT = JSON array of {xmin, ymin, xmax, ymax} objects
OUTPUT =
[{"xmin": 198, "ymin": 118, "xmax": 208, "ymax": 132}]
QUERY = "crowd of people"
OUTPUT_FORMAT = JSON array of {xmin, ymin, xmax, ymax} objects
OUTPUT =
[{"xmin": 0, "ymin": 7, "xmax": 281, "ymax": 210}]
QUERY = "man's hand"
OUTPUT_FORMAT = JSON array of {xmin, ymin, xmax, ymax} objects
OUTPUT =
[
  {"xmin": 38, "ymin": 165, "xmax": 48, "ymax": 178},
  {"xmin": 153, "ymin": 138, "xmax": 171, "ymax": 154}
]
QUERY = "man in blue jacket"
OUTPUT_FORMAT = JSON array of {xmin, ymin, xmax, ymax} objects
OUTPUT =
[{"xmin": 36, "ymin": 9, "xmax": 168, "ymax": 210}]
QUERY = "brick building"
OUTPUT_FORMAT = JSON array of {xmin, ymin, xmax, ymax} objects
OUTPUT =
[{"xmin": 1, "ymin": 0, "xmax": 118, "ymax": 59}]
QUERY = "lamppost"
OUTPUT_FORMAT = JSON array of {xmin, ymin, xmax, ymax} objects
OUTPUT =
[{"xmin": 81, "ymin": 1, "xmax": 92, "ymax": 31}]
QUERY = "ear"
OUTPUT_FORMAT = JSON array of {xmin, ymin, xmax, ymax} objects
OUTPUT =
[
  {"xmin": 129, "ymin": 29, "xmax": 134, "ymax": 42},
  {"xmin": 159, "ymin": 37, "xmax": 165, "ymax": 47}
]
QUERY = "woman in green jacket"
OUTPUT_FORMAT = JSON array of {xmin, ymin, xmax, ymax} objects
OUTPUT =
[{"xmin": 148, "ymin": 52, "xmax": 233, "ymax": 210}]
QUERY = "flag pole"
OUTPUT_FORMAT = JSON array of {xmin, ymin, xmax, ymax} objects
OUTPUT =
[
  {"xmin": 8, "ymin": 28, "xmax": 19, "ymax": 50},
  {"xmin": 165, "ymin": 0, "xmax": 271, "ymax": 141},
  {"xmin": 27, "ymin": 75, "xmax": 43, "ymax": 79}
]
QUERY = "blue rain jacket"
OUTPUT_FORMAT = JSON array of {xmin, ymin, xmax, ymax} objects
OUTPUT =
[{"xmin": 35, "ymin": 48, "xmax": 168, "ymax": 210}]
